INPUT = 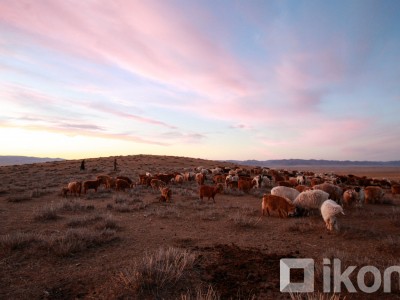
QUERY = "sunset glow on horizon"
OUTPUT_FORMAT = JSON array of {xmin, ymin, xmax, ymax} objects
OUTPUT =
[{"xmin": 1, "ymin": 1, "xmax": 400, "ymax": 161}]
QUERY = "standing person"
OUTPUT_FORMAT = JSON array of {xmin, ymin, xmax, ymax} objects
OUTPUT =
[
  {"xmin": 114, "ymin": 158, "xmax": 118, "ymax": 171},
  {"xmin": 80, "ymin": 159, "xmax": 85, "ymax": 171}
]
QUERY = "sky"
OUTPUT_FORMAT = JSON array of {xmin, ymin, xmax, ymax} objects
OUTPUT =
[{"xmin": 1, "ymin": 0, "xmax": 400, "ymax": 161}]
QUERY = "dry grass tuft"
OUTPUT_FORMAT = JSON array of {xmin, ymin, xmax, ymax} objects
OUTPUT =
[
  {"xmin": 229, "ymin": 212, "xmax": 261, "ymax": 228},
  {"xmin": 286, "ymin": 219, "xmax": 319, "ymax": 233},
  {"xmin": 0, "ymin": 231, "xmax": 42, "ymax": 251},
  {"xmin": 33, "ymin": 204, "xmax": 59, "ymax": 221},
  {"xmin": 66, "ymin": 214, "xmax": 104, "ymax": 228},
  {"xmin": 7, "ymin": 193, "xmax": 33, "ymax": 202},
  {"xmin": 290, "ymin": 292, "xmax": 343, "ymax": 300},
  {"xmin": 46, "ymin": 228, "xmax": 118, "ymax": 257},
  {"xmin": 95, "ymin": 214, "xmax": 119, "ymax": 230},
  {"xmin": 180, "ymin": 285, "xmax": 220, "ymax": 300},
  {"xmin": 119, "ymin": 247, "xmax": 196, "ymax": 296}
]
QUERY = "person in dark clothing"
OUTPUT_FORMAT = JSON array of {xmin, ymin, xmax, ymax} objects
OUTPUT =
[
  {"xmin": 80, "ymin": 159, "xmax": 85, "ymax": 171},
  {"xmin": 114, "ymin": 158, "xmax": 118, "ymax": 171}
]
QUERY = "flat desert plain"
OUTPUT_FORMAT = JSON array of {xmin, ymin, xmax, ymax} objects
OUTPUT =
[{"xmin": 1, "ymin": 155, "xmax": 400, "ymax": 299}]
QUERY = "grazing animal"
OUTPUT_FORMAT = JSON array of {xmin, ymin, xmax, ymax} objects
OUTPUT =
[
  {"xmin": 155, "ymin": 173, "xmax": 175, "ymax": 184},
  {"xmin": 116, "ymin": 176, "xmax": 133, "ymax": 185},
  {"xmin": 313, "ymin": 183, "xmax": 343, "ymax": 203},
  {"xmin": 67, "ymin": 181, "xmax": 82, "ymax": 197},
  {"xmin": 115, "ymin": 179, "xmax": 131, "ymax": 191},
  {"xmin": 106, "ymin": 177, "xmax": 117, "ymax": 189},
  {"xmin": 320, "ymin": 200, "xmax": 345, "ymax": 231},
  {"xmin": 296, "ymin": 175, "xmax": 306, "ymax": 185},
  {"xmin": 175, "ymin": 174, "xmax": 184, "ymax": 184},
  {"xmin": 261, "ymin": 194, "xmax": 296, "ymax": 218},
  {"xmin": 212, "ymin": 174, "xmax": 226, "ymax": 184},
  {"xmin": 342, "ymin": 189, "xmax": 360, "ymax": 207},
  {"xmin": 271, "ymin": 186, "xmax": 300, "ymax": 202},
  {"xmin": 293, "ymin": 190, "xmax": 330, "ymax": 211},
  {"xmin": 61, "ymin": 187, "xmax": 69, "ymax": 197},
  {"xmin": 296, "ymin": 185, "xmax": 311, "ymax": 193},
  {"xmin": 364, "ymin": 186, "xmax": 385, "ymax": 204},
  {"xmin": 391, "ymin": 184, "xmax": 400, "ymax": 196},
  {"xmin": 96, "ymin": 175, "xmax": 111, "ymax": 188},
  {"xmin": 238, "ymin": 179, "xmax": 256, "ymax": 192},
  {"xmin": 159, "ymin": 187, "xmax": 172, "ymax": 202},
  {"xmin": 199, "ymin": 184, "xmax": 224, "ymax": 203},
  {"xmin": 150, "ymin": 179, "xmax": 166, "ymax": 190},
  {"xmin": 195, "ymin": 173, "xmax": 205, "ymax": 185},
  {"xmin": 184, "ymin": 171, "xmax": 195, "ymax": 181},
  {"xmin": 83, "ymin": 179, "xmax": 101, "ymax": 194}
]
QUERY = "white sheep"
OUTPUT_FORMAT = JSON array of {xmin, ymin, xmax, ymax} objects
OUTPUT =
[
  {"xmin": 271, "ymin": 186, "xmax": 300, "ymax": 202},
  {"xmin": 293, "ymin": 190, "xmax": 330, "ymax": 211},
  {"xmin": 320, "ymin": 199, "xmax": 345, "ymax": 231}
]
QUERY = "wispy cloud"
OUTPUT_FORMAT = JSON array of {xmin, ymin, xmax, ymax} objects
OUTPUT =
[{"xmin": 1, "ymin": 1, "xmax": 399, "ymax": 160}]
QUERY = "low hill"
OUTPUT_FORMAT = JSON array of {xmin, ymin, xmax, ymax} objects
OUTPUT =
[
  {"xmin": 225, "ymin": 159, "xmax": 400, "ymax": 167},
  {"xmin": 0, "ymin": 156, "xmax": 64, "ymax": 166}
]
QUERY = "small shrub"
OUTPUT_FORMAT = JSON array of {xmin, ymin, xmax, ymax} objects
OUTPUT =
[
  {"xmin": 34, "ymin": 204, "xmax": 59, "ymax": 221},
  {"xmin": 7, "ymin": 193, "xmax": 32, "ymax": 202},
  {"xmin": 95, "ymin": 214, "xmax": 119, "ymax": 230},
  {"xmin": 59, "ymin": 200, "xmax": 90, "ymax": 212},
  {"xmin": 286, "ymin": 219, "xmax": 317, "ymax": 233},
  {"xmin": 229, "ymin": 212, "xmax": 260, "ymax": 228},
  {"xmin": 149, "ymin": 206, "xmax": 181, "ymax": 219},
  {"xmin": 31, "ymin": 188, "xmax": 41, "ymax": 198},
  {"xmin": 196, "ymin": 210, "xmax": 221, "ymax": 221},
  {"xmin": 66, "ymin": 214, "xmax": 103, "ymax": 228},
  {"xmin": 46, "ymin": 228, "xmax": 117, "ymax": 257},
  {"xmin": 0, "ymin": 231, "xmax": 41, "ymax": 251},
  {"xmin": 181, "ymin": 285, "xmax": 220, "ymax": 300},
  {"xmin": 290, "ymin": 292, "xmax": 343, "ymax": 300},
  {"xmin": 113, "ymin": 203, "xmax": 135, "ymax": 213},
  {"xmin": 120, "ymin": 247, "xmax": 196, "ymax": 296}
]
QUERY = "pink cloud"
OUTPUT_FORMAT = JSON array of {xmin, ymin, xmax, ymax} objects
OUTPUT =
[
  {"xmin": 0, "ymin": 119, "xmax": 169, "ymax": 146},
  {"xmin": 0, "ymin": 1, "xmax": 253, "ymax": 98},
  {"xmin": 1, "ymin": 83, "xmax": 177, "ymax": 130}
]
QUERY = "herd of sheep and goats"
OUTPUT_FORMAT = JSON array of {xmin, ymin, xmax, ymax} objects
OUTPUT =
[{"xmin": 61, "ymin": 165, "xmax": 400, "ymax": 232}]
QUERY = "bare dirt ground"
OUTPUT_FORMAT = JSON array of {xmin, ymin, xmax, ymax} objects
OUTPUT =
[{"xmin": 1, "ymin": 155, "xmax": 400, "ymax": 299}]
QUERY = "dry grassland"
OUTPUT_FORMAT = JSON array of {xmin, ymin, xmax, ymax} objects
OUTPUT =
[{"xmin": 1, "ymin": 155, "xmax": 400, "ymax": 299}]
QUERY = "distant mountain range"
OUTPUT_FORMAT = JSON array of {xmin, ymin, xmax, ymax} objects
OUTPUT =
[
  {"xmin": 1, "ymin": 156, "xmax": 399, "ymax": 167},
  {"xmin": 225, "ymin": 159, "xmax": 400, "ymax": 167},
  {"xmin": 0, "ymin": 156, "xmax": 65, "ymax": 166}
]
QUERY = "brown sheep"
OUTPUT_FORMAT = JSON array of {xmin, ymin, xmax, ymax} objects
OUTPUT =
[
  {"xmin": 67, "ymin": 181, "xmax": 82, "ymax": 197},
  {"xmin": 391, "ymin": 184, "xmax": 400, "ymax": 196},
  {"xmin": 61, "ymin": 187, "xmax": 69, "ymax": 197},
  {"xmin": 116, "ymin": 176, "xmax": 133, "ymax": 185},
  {"xmin": 195, "ymin": 173, "xmax": 205, "ymax": 185},
  {"xmin": 278, "ymin": 181, "xmax": 294, "ymax": 187},
  {"xmin": 115, "ymin": 179, "xmax": 131, "ymax": 192},
  {"xmin": 342, "ymin": 189, "xmax": 359, "ymax": 208},
  {"xmin": 96, "ymin": 175, "xmax": 111, "ymax": 188},
  {"xmin": 296, "ymin": 185, "xmax": 311, "ymax": 193},
  {"xmin": 150, "ymin": 179, "xmax": 166, "ymax": 190},
  {"xmin": 238, "ymin": 179, "xmax": 256, "ymax": 192},
  {"xmin": 174, "ymin": 174, "xmax": 184, "ymax": 184},
  {"xmin": 199, "ymin": 184, "xmax": 224, "ymax": 203},
  {"xmin": 106, "ymin": 177, "xmax": 116, "ymax": 190},
  {"xmin": 364, "ymin": 186, "xmax": 385, "ymax": 204},
  {"xmin": 154, "ymin": 173, "xmax": 175, "ymax": 184},
  {"xmin": 212, "ymin": 174, "xmax": 226, "ymax": 184},
  {"xmin": 83, "ymin": 179, "xmax": 101, "ymax": 194},
  {"xmin": 261, "ymin": 194, "xmax": 295, "ymax": 218},
  {"xmin": 313, "ymin": 183, "xmax": 343, "ymax": 203},
  {"xmin": 159, "ymin": 187, "xmax": 172, "ymax": 202}
]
